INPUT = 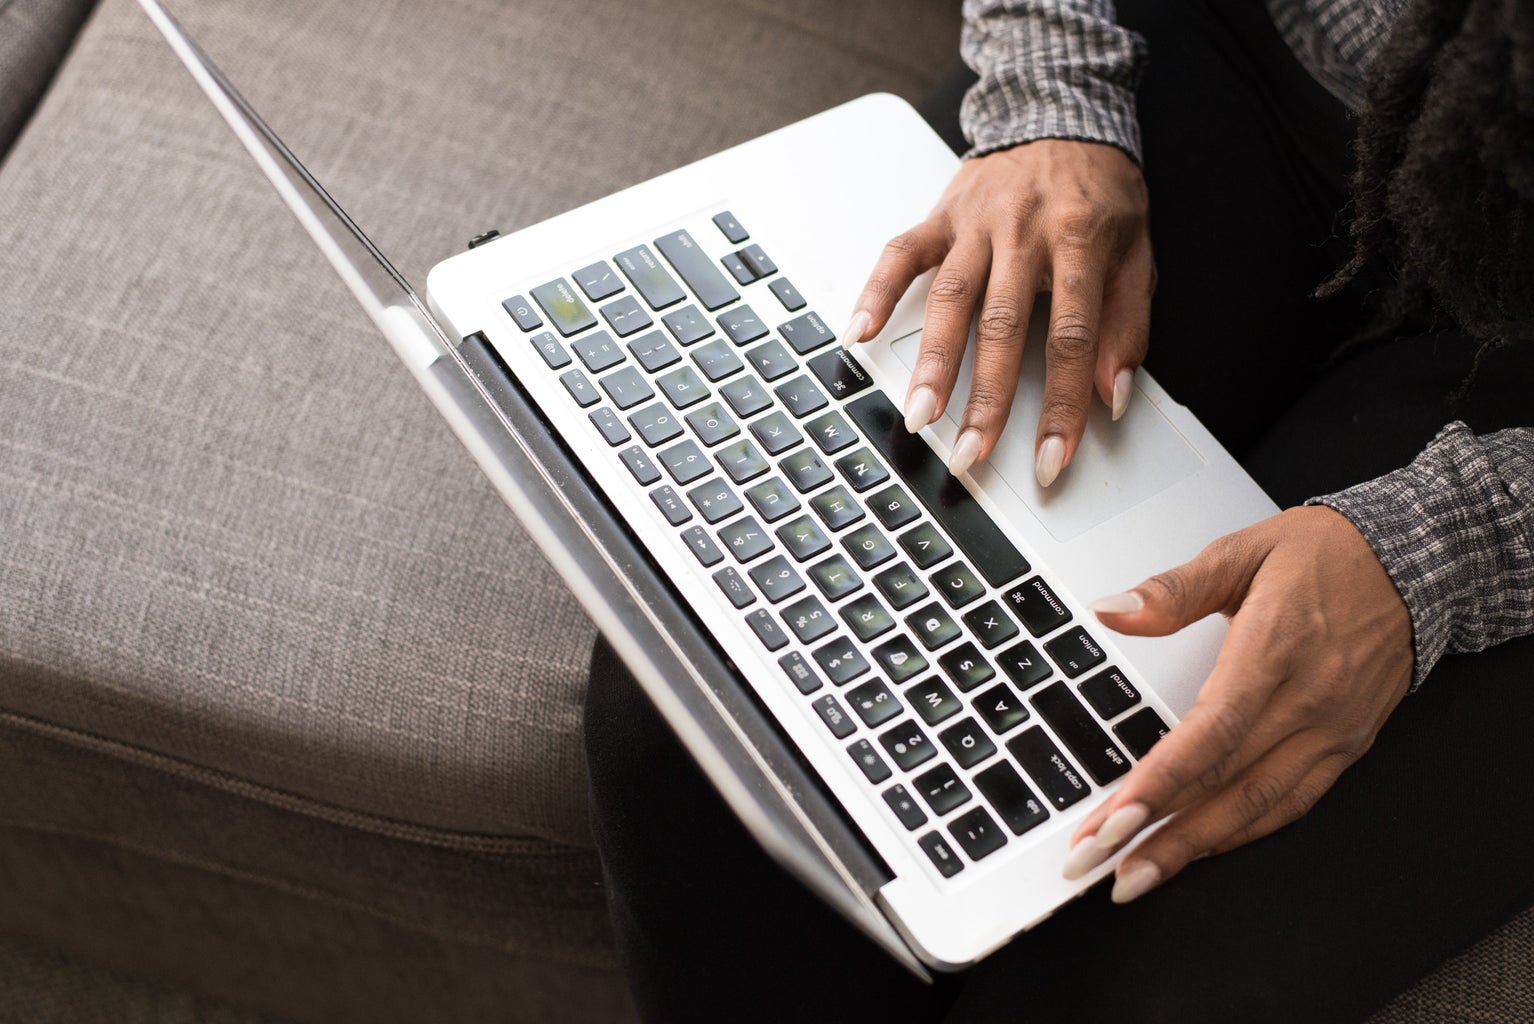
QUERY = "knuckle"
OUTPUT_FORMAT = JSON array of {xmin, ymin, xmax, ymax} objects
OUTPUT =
[
  {"xmin": 964, "ymin": 379, "xmax": 1014, "ymax": 420},
  {"xmin": 1202, "ymin": 701, "xmax": 1251, "ymax": 760},
  {"xmin": 1055, "ymin": 203, "xmax": 1110, "ymax": 247},
  {"xmin": 1047, "ymin": 313, "xmax": 1097, "ymax": 364},
  {"xmin": 976, "ymin": 300, "xmax": 1025, "ymax": 343},
  {"xmin": 913, "ymin": 345, "xmax": 961, "ymax": 384},
  {"xmin": 1145, "ymin": 566, "xmax": 1192, "ymax": 610},
  {"xmin": 930, "ymin": 271, "xmax": 978, "ymax": 306},
  {"xmin": 1040, "ymin": 393, "xmax": 1089, "ymax": 430},
  {"xmin": 883, "ymin": 231, "xmax": 926, "ymax": 262},
  {"xmin": 1236, "ymin": 773, "xmax": 1286, "ymax": 822},
  {"xmin": 862, "ymin": 271, "xmax": 903, "ymax": 305}
]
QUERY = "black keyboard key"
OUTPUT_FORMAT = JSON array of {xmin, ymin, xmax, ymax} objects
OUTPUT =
[
  {"xmin": 776, "ymin": 515, "xmax": 831, "ymax": 561},
  {"xmin": 973, "ymin": 762, "xmax": 1050, "ymax": 836},
  {"xmin": 661, "ymin": 304, "xmax": 714, "ymax": 345},
  {"xmin": 558, "ymin": 368, "xmax": 599, "ymax": 407},
  {"xmin": 883, "ymin": 784, "xmax": 928, "ymax": 831},
  {"xmin": 744, "ymin": 477, "xmax": 800, "ymax": 522},
  {"xmin": 716, "ymin": 439, "xmax": 770, "ymax": 483},
  {"xmin": 939, "ymin": 717, "xmax": 998, "ymax": 769},
  {"xmin": 743, "ymin": 339, "xmax": 797, "ymax": 382},
  {"xmin": 712, "ymin": 210, "xmax": 748, "ymax": 244},
  {"xmin": 629, "ymin": 403, "xmax": 684, "ymax": 446},
  {"xmin": 503, "ymin": 294, "xmax": 543, "ymax": 331},
  {"xmin": 835, "ymin": 448, "xmax": 889, "ymax": 492},
  {"xmin": 907, "ymin": 603, "xmax": 962, "ymax": 651},
  {"xmin": 655, "ymin": 229, "xmax": 739, "ymax": 311},
  {"xmin": 806, "ymin": 411, "xmax": 857, "ymax": 455},
  {"xmin": 869, "ymin": 485, "xmax": 920, "ymax": 529},
  {"xmin": 1045, "ymin": 627, "xmax": 1107, "ymax": 678},
  {"xmin": 745, "ymin": 608, "xmax": 789, "ymax": 651},
  {"xmin": 719, "ymin": 305, "xmax": 770, "ymax": 345},
  {"xmin": 588, "ymin": 407, "xmax": 631, "ymax": 446},
  {"xmin": 780, "ymin": 449, "xmax": 834, "ymax": 493},
  {"xmin": 949, "ymin": 806, "xmax": 1007, "ymax": 862},
  {"xmin": 719, "ymin": 375, "xmax": 774, "ymax": 417},
  {"xmin": 898, "ymin": 521, "xmax": 952, "ymax": 569},
  {"xmin": 807, "ymin": 553, "xmax": 863, "ymax": 601},
  {"xmin": 963, "ymin": 599, "xmax": 1021, "ymax": 650},
  {"xmin": 528, "ymin": 330, "xmax": 569, "ymax": 368},
  {"xmin": 1031, "ymin": 681, "xmax": 1130, "ymax": 785},
  {"xmin": 939, "ymin": 642, "xmax": 995, "ymax": 692},
  {"xmin": 782, "ymin": 595, "xmax": 836, "ymax": 644},
  {"xmin": 812, "ymin": 694, "xmax": 856, "ymax": 738},
  {"xmin": 650, "ymin": 485, "xmax": 691, "ymax": 525},
  {"xmin": 841, "ymin": 594, "xmax": 895, "ymax": 642},
  {"xmin": 681, "ymin": 525, "xmax": 724, "ymax": 566},
  {"xmin": 871, "ymin": 635, "xmax": 927, "ymax": 683},
  {"xmin": 712, "ymin": 566, "xmax": 755, "ymax": 608},
  {"xmin": 685, "ymin": 402, "xmax": 740, "ymax": 446},
  {"xmin": 778, "ymin": 650, "xmax": 822, "ymax": 694},
  {"xmin": 872, "ymin": 562, "xmax": 929, "ymax": 610},
  {"xmin": 618, "ymin": 445, "xmax": 660, "ymax": 485},
  {"xmin": 842, "ymin": 524, "xmax": 897, "ymax": 570},
  {"xmin": 781, "ymin": 312, "xmax": 838, "ymax": 355},
  {"xmin": 721, "ymin": 251, "xmax": 755, "ymax": 286},
  {"xmin": 686, "ymin": 477, "xmax": 744, "ymax": 524},
  {"xmin": 602, "ymin": 297, "xmax": 653, "ymax": 340},
  {"xmin": 1007, "ymin": 727, "xmax": 1091, "ymax": 811},
  {"xmin": 1079, "ymin": 667, "xmax": 1141, "ymax": 720},
  {"xmin": 918, "ymin": 831, "xmax": 964, "ymax": 878},
  {"xmin": 598, "ymin": 365, "xmax": 655, "ymax": 410},
  {"xmin": 769, "ymin": 277, "xmax": 806, "ymax": 311},
  {"xmin": 773, "ymin": 375, "xmax": 829, "ymax": 418},
  {"xmin": 627, "ymin": 330, "xmax": 681, "ymax": 372},
  {"xmin": 849, "ymin": 739, "xmax": 892, "ymax": 783},
  {"xmin": 748, "ymin": 555, "xmax": 805, "ymax": 604},
  {"xmin": 614, "ymin": 244, "xmax": 686, "ymax": 309},
  {"xmin": 717, "ymin": 515, "xmax": 773, "ymax": 563},
  {"xmin": 809, "ymin": 485, "xmax": 863, "ymax": 532},
  {"xmin": 807, "ymin": 349, "xmax": 872, "ymax": 399},
  {"xmin": 931, "ymin": 561, "xmax": 987, "ymax": 610},
  {"xmin": 997, "ymin": 640, "xmax": 1051, "ymax": 690},
  {"xmin": 531, "ymin": 278, "xmax": 597, "ymax": 336},
  {"xmin": 880, "ymin": 720, "xmax": 937, "ymax": 772},
  {"xmin": 913, "ymin": 762, "xmax": 970, "ymax": 814},
  {"xmin": 691, "ymin": 339, "xmax": 745, "ymax": 382},
  {"xmin": 813, "ymin": 637, "xmax": 870, "ymax": 686},
  {"xmin": 974, "ymin": 682, "xmax": 1030, "ymax": 735},
  {"xmin": 656, "ymin": 365, "xmax": 710, "ymax": 409},
  {"xmin": 573, "ymin": 260, "xmax": 624, "ymax": 301},
  {"xmin": 658, "ymin": 439, "xmax": 711, "ymax": 484},
  {"xmin": 847, "ymin": 679, "xmax": 901, "ymax": 728},
  {"xmin": 1114, "ymin": 707, "xmax": 1170, "ymax": 759},
  {"xmin": 749, "ymin": 411, "xmax": 803, "ymax": 455},
  {"xmin": 1005, "ymin": 577, "xmax": 1072, "ymax": 637},
  {"xmin": 740, "ymin": 243, "xmax": 776, "ymax": 278},
  {"xmin": 846, "ymin": 392, "xmax": 1031, "ymax": 588},
  {"xmin": 906, "ymin": 677, "xmax": 962, "ymax": 726}
]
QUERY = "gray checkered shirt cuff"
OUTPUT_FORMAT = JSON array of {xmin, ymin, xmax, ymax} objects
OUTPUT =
[{"xmin": 1307, "ymin": 424, "xmax": 1534, "ymax": 688}]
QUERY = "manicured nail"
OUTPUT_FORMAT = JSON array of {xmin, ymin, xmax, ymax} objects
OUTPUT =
[
  {"xmin": 948, "ymin": 429, "xmax": 983, "ymax": 476},
  {"xmin": 1035, "ymin": 435, "xmax": 1065, "ymax": 487},
  {"xmin": 904, "ymin": 386, "xmax": 937, "ymax": 433},
  {"xmin": 1112, "ymin": 368, "xmax": 1134, "ymax": 421},
  {"xmin": 841, "ymin": 310, "xmax": 871, "ymax": 349},
  {"xmin": 1062, "ymin": 836, "xmax": 1113, "ymax": 880},
  {"xmin": 1088, "ymin": 591, "xmax": 1144, "ymax": 615},
  {"xmin": 1111, "ymin": 861, "xmax": 1162, "ymax": 904},
  {"xmin": 1095, "ymin": 802, "xmax": 1150, "ymax": 848}
]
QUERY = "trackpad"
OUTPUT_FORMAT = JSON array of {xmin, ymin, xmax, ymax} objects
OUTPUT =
[{"xmin": 888, "ymin": 330, "xmax": 1205, "ymax": 543}]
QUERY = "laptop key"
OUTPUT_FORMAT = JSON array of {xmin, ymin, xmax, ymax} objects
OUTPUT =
[
  {"xmin": 587, "ymin": 407, "xmax": 630, "ymax": 446},
  {"xmin": 775, "ymin": 515, "xmax": 830, "ymax": 561},
  {"xmin": 931, "ymin": 561, "xmax": 986, "ymax": 609},
  {"xmin": 614, "ymin": 244, "xmax": 686, "ymax": 310},
  {"xmin": 880, "ymin": 720, "xmax": 937, "ymax": 772},
  {"xmin": 717, "ymin": 515, "xmax": 773, "ymax": 563},
  {"xmin": 778, "ymin": 650, "xmax": 823, "ymax": 694},
  {"xmin": 658, "ymin": 439, "xmax": 710, "ymax": 484},
  {"xmin": 813, "ymin": 636, "xmax": 870, "ymax": 685},
  {"xmin": 528, "ymin": 330, "xmax": 570, "ymax": 369},
  {"xmin": 873, "ymin": 562, "xmax": 929, "ymax": 610},
  {"xmin": 871, "ymin": 635, "xmax": 928, "ymax": 683},
  {"xmin": 749, "ymin": 555, "xmax": 805, "ymax": 604},
  {"xmin": 773, "ymin": 375, "xmax": 829, "ymax": 418},
  {"xmin": 843, "ymin": 524, "xmax": 896, "ymax": 570},
  {"xmin": 721, "ymin": 251, "xmax": 755, "ymax": 285},
  {"xmin": 746, "ymin": 608, "xmax": 789, "ymax": 651},
  {"xmin": 655, "ymin": 229, "xmax": 739, "ymax": 311},
  {"xmin": 848, "ymin": 739, "xmax": 892, "ymax": 783},
  {"xmin": 906, "ymin": 677, "xmax": 962, "ymax": 726},
  {"xmin": 781, "ymin": 312, "xmax": 838, "ymax": 355},
  {"xmin": 812, "ymin": 695, "xmax": 856, "ymax": 739},
  {"xmin": 963, "ymin": 599, "xmax": 1021, "ymax": 650},
  {"xmin": 743, "ymin": 338, "xmax": 797, "ymax": 381},
  {"xmin": 806, "ymin": 411, "xmax": 857, "ymax": 455},
  {"xmin": 809, "ymin": 485, "xmax": 863, "ymax": 531},
  {"xmin": 807, "ymin": 349, "xmax": 873, "ymax": 400},
  {"xmin": 558, "ymin": 368, "xmax": 599, "ymax": 407},
  {"xmin": 685, "ymin": 402, "xmax": 740, "ymax": 446},
  {"xmin": 712, "ymin": 566, "xmax": 755, "ymax": 608},
  {"xmin": 661, "ymin": 304, "xmax": 715, "ymax": 345},
  {"xmin": 870, "ymin": 485, "xmax": 920, "ymax": 529},
  {"xmin": 618, "ymin": 445, "xmax": 660, "ymax": 485},
  {"xmin": 1045, "ymin": 627, "xmax": 1107, "ymax": 678},
  {"xmin": 997, "ymin": 639, "xmax": 1051, "ymax": 691},
  {"xmin": 1079, "ymin": 666, "xmax": 1141, "ymax": 721},
  {"xmin": 573, "ymin": 260, "xmax": 624, "ymax": 302},
  {"xmin": 719, "ymin": 375, "xmax": 773, "ymax": 418},
  {"xmin": 807, "ymin": 553, "xmax": 863, "ymax": 602},
  {"xmin": 780, "ymin": 449, "xmax": 834, "ymax": 493},
  {"xmin": 975, "ymin": 682, "xmax": 1030, "ymax": 735},
  {"xmin": 847, "ymin": 679, "xmax": 901, "ymax": 728},
  {"xmin": 835, "ymin": 448, "xmax": 889, "ymax": 492},
  {"xmin": 749, "ymin": 411, "xmax": 803, "ymax": 456},
  {"xmin": 531, "ymin": 278, "xmax": 598, "ymax": 336},
  {"xmin": 626, "ymin": 330, "xmax": 680, "ymax": 372},
  {"xmin": 690, "ymin": 339, "xmax": 745, "ymax": 382},
  {"xmin": 716, "ymin": 439, "xmax": 770, "ymax": 483},
  {"xmin": 782, "ymin": 595, "xmax": 836, "ymax": 645},
  {"xmin": 940, "ymin": 717, "xmax": 998, "ymax": 769},
  {"xmin": 744, "ymin": 477, "xmax": 799, "ymax": 522},
  {"xmin": 917, "ymin": 831, "xmax": 964, "ymax": 878},
  {"xmin": 740, "ymin": 244, "xmax": 776, "ymax": 279},
  {"xmin": 907, "ymin": 602, "xmax": 962, "ymax": 651},
  {"xmin": 680, "ymin": 525, "xmax": 723, "ymax": 566},
  {"xmin": 949, "ymin": 806, "xmax": 1007, "ymax": 862},
  {"xmin": 656, "ymin": 365, "xmax": 710, "ymax": 409},
  {"xmin": 629, "ymin": 403, "xmax": 684, "ymax": 446},
  {"xmin": 649, "ymin": 485, "xmax": 691, "ymax": 526},
  {"xmin": 913, "ymin": 762, "xmax": 970, "ymax": 814},
  {"xmin": 973, "ymin": 762, "xmax": 1050, "ymax": 836},
  {"xmin": 502, "ymin": 294, "xmax": 543, "ymax": 332},
  {"xmin": 883, "ymin": 784, "xmax": 928, "ymax": 831},
  {"xmin": 1007, "ymin": 727, "xmax": 1091, "ymax": 811},
  {"xmin": 939, "ymin": 642, "xmax": 996, "ymax": 692},
  {"xmin": 1114, "ymin": 707, "xmax": 1170, "ymax": 759},
  {"xmin": 898, "ymin": 521, "xmax": 953, "ymax": 569},
  {"xmin": 769, "ymin": 277, "xmax": 806, "ymax": 312},
  {"xmin": 719, "ymin": 305, "xmax": 770, "ymax": 345},
  {"xmin": 598, "ymin": 366, "xmax": 655, "ymax": 410},
  {"xmin": 1032, "ymin": 681, "xmax": 1130, "ymax": 785},
  {"xmin": 686, "ymin": 477, "xmax": 744, "ymax": 524},
  {"xmin": 712, "ymin": 210, "xmax": 749, "ymax": 244},
  {"xmin": 1006, "ymin": 577, "xmax": 1072, "ymax": 638},
  {"xmin": 841, "ymin": 593, "xmax": 895, "ymax": 642}
]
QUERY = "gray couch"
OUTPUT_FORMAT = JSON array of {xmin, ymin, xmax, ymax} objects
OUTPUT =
[{"xmin": 0, "ymin": 1, "xmax": 1529, "ymax": 1021}]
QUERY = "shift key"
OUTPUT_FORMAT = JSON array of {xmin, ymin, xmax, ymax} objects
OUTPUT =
[{"xmin": 655, "ymin": 230, "xmax": 739, "ymax": 311}]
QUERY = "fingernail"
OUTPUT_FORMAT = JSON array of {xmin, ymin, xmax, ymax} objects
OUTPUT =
[
  {"xmin": 904, "ymin": 386, "xmax": 937, "ymax": 433},
  {"xmin": 948, "ymin": 429, "xmax": 982, "ymax": 476},
  {"xmin": 1062, "ymin": 836, "xmax": 1113, "ymax": 880},
  {"xmin": 1088, "ymin": 591, "xmax": 1144, "ymax": 615},
  {"xmin": 1112, "ymin": 368, "xmax": 1134, "ymax": 421},
  {"xmin": 1095, "ymin": 802, "xmax": 1150, "ymax": 848},
  {"xmin": 1111, "ymin": 861, "xmax": 1162, "ymax": 904},
  {"xmin": 1035, "ymin": 435, "xmax": 1065, "ymax": 488},
  {"xmin": 841, "ymin": 310, "xmax": 871, "ymax": 349}
]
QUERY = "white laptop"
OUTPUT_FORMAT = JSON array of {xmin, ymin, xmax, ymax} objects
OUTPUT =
[{"xmin": 139, "ymin": 0, "xmax": 1277, "ymax": 977}]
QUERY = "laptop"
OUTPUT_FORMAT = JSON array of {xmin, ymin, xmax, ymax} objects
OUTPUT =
[{"xmin": 138, "ymin": 0, "xmax": 1277, "ymax": 977}]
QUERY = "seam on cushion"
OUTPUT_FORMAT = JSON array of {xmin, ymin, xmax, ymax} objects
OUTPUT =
[
  {"xmin": 0, "ymin": 818, "xmax": 618, "ymax": 970},
  {"xmin": 0, "ymin": 710, "xmax": 571, "ymax": 855}
]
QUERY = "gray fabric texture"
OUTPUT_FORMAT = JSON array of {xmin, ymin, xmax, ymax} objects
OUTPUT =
[{"xmin": 0, "ymin": 0, "xmax": 98, "ymax": 156}]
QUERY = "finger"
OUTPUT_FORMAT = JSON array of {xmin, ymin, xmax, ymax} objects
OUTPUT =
[
  {"xmin": 1096, "ymin": 239, "xmax": 1154, "ymax": 421},
  {"xmin": 847, "ymin": 222, "xmax": 949, "ymax": 346},
  {"xmin": 1034, "ymin": 249, "xmax": 1106, "ymax": 486},
  {"xmin": 905, "ymin": 236, "xmax": 993, "ymax": 441},
  {"xmin": 1090, "ymin": 530, "xmax": 1268, "ymax": 638},
  {"xmin": 949, "ymin": 250, "xmax": 1041, "ymax": 470}
]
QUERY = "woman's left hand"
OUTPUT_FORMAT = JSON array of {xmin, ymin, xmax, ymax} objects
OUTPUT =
[{"xmin": 1064, "ymin": 505, "xmax": 1415, "ymax": 903}]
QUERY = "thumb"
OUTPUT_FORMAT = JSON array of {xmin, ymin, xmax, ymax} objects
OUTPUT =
[{"xmin": 1089, "ymin": 534, "xmax": 1262, "ymax": 637}]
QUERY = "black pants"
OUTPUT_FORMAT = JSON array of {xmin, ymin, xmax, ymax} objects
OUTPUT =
[{"xmin": 585, "ymin": 2, "xmax": 1534, "ymax": 1021}]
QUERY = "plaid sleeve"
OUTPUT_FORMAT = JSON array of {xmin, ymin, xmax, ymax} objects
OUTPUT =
[
  {"xmin": 960, "ymin": 0, "xmax": 1148, "ymax": 163},
  {"xmin": 1307, "ymin": 424, "xmax": 1534, "ymax": 687}
]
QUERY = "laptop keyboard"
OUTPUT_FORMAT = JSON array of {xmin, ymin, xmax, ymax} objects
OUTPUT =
[{"xmin": 494, "ymin": 211, "xmax": 1169, "ymax": 882}]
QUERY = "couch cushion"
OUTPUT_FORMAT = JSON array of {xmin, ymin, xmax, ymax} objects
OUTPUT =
[
  {"xmin": 0, "ymin": 0, "xmax": 98, "ymax": 155},
  {"xmin": 0, "ymin": 0, "xmax": 960, "ymax": 844}
]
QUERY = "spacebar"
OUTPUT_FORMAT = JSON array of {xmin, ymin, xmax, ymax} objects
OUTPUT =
[{"xmin": 845, "ymin": 392, "xmax": 1030, "ymax": 588}]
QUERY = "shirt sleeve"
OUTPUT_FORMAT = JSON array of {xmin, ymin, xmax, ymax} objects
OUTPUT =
[
  {"xmin": 960, "ymin": 0, "xmax": 1148, "ymax": 163},
  {"xmin": 1307, "ymin": 424, "xmax": 1534, "ymax": 687}
]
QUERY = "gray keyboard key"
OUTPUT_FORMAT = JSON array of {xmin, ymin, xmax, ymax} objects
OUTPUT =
[
  {"xmin": 773, "ymin": 375, "xmax": 829, "ymax": 418},
  {"xmin": 872, "ymin": 635, "xmax": 928, "ymax": 683},
  {"xmin": 655, "ymin": 229, "xmax": 739, "ymax": 311},
  {"xmin": 531, "ymin": 278, "xmax": 597, "ymax": 336},
  {"xmin": 686, "ymin": 477, "xmax": 744, "ymax": 524},
  {"xmin": 780, "ymin": 448, "xmax": 834, "ymax": 493},
  {"xmin": 847, "ymin": 679, "xmax": 901, "ymax": 728},
  {"xmin": 807, "ymin": 553, "xmax": 863, "ymax": 601},
  {"xmin": 779, "ymin": 649, "xmax": 823, "ymax": 693},
  {"xmin": 769, "ymin": 277, "xmax": 806, "ymax": 311},
  {"xmin": 573, "ymin": 330, "xmax": 625, "ymax": 372},
  {"xmin": 503, "ymin": 294, "xmax": 543, "ymax": 332},
  {"xmin": 719, "ymin": 375, "xmax": 774, "ymax": 418},
  {"xmin": 615, "ymin": 244, "xmax": 686, "ymax": 309},
  {"xmin": 775, "ymin": 515, "xmax": 831, "ymax": 561},
  {"xmin": 588, "ymin": 407, "xmax": 630, "ymax": 446},
  {"xmin": 782, "ymin": 596, "xmax": 836, "ymax": 645},
  {"xmin": 835, "ymin": 448, "xmax": 890, "ymax": 492},
  {"xmin": 601, "ymin": 295, "xmax": 654, "ymax": 337},
  {"xmin": 658, "ymin": 439, "xmax": 711, "ymax": 484},
  {"xmin": 661, "ymin": 304, "xmax": 715, "ymax": 345},
  {"xmin": 779, "ymin": 311, "xmax": 836, "ymax": 354},
  {"xmin": 841, "ymin": 593, "xmax": 895, "ymax": 642},
  {"xmin": 627, "ymin": 330, "xmax": 680, "ymax": 372},
  {"xmin": 719, "ymin": 305, "xmax": 770, "ymax": 345},
  {"xmin": 528, "ymin": 330, "xmax": 569, "ymax": 368},
  {"xmin": 748, "ymin": 554, "xmax": 805, "ymax": 604},
  {"xmin": 717, "ymin": 516, "xmax": 773, "ymax": 563},
  {"xmin": 574, "ymin": 260, "xmax": 623, "ymax": 301},
  {"xmin": 712, "ymin": 566, "xmax": 755, "ymax": 608},
  {"xmin": 749, "ymin": 410, "xmax": 803, "ymax": 455},
  {"xmin": 618, "ymin": 445, "xmax": 660, "ymax": 484},
  {"xmin": 849, "ymin": 739, "xmax": 892, "ymax": 783},
  {"xmin": 685, "ymin": 402, "xmax": 740, "ymax": 446},
  {"xmin": 806, "ymin": 411, "xmax": 857, "ymax": 454},
  {"xmin": 809, "ymin": 484, "xmax": 864, "ymax": 531},
  {"xmin": 681, "ymin": 526, "xmax": 724, "ymax": 566},
  {"xmin": 558, "ymin": 368, "xmax": 599, "ymax": 407},
  {"xmin": 721, "ymin": 250, "xmax": 755, "ymax": 285},
  {"xmin": 746, "ymin": 608, "xmax": 789, "ymax": 650},
  {"xmin": 656, "ymin": 365, "xmax": 710, "ymax": 408},
  {"xmin": 629, "ymin": 403, "xmax": 684, "ymax": 446},
  {"xmin": 743, "ymin": 339, "xmax": 797, "ymax": 381},
  {"xmin": 650, "ymin": 485, "xmax": 690, "ymax": 525},
  {"xmin": 691, "ymin": 338, "xmax": 745, "ymax": 382},
  {"xmin": 872, "ymin": 561, "xmax": 929, "ymax": 610},
  {"xmin": 744, "ymin": 477, "xmax": 800, "ymax": 522},
  {"xmin": 843, "ymin": 523, "xmax": 897, "ymax": 570},
  {"xmin": 712, "ymin": 211, "xmax": 748, "ymax": 244},
  {"xmin": 598, "ymin": 366, "xmax": 655, "ymax": 410},
  {"xmin": 812, "ymin": 636, "xmax": 870, "ymax": 685},
  {"xmin": 812, "ymin": 694, "xmax": 856, "ymax": 738},
  {"xmin": 740, "ymin": 243, "xmax": 776, "ymax": 278},
  {"xmin": 715, "ymin": 438, "xmax": 770, "ymax": 484}
]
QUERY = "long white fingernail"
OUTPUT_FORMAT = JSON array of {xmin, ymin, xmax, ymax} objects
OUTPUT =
[
  {"xmin": 1095, "ymin": 802, "xmax": 1150, "ymax": 848},
  {"xmin": 1111, "ymin": 861, "xmax": 1162, "ymax": 904},
  {"xmin": 1035, "ymin": 435, "xmax": 1065, "ymax": 488},
  {"xmin": 1088, "ymin": 591, "xmax": 1144, "ymax": 615},
  {"xmin": 841, "ymin": 310, "xmax": 871, "ymax": 349},
  {"xmin": 904, "ymin": 386, "xmax": 937, "ymax": 433},
  {"xmin": 1112, "ymin": 368, "xmax": 1134, "ymax": 421},
  {"xmin": 948, "ymin": 429, "xmax": 982, "ymax": 476},
  {"xmin": 1062, "ymin": 837, "xmax": 1113, "ymax": 880}
]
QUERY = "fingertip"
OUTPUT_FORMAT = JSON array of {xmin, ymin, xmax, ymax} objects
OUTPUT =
[
  {"xmin": 1088, "ymin": 590, "xmax": 1144, "ymax": 616},
  {"xmin": 841, "ymin": 310, "xmax": 872, "ymax": 349},
  {"xmin": 1034, "ymin": 435, "xmax": 1065, "ymax": 488},
  {"xmin": 904, "ymin": 385, "xmax": 938, "ymax": 433},
  {"xmin": 948, "ymin": 428, "xmax": 983, "ymax": 476},
  {"xmin": 1112, "ymin": 367, "xmax": 1134, "ymax": 421}
]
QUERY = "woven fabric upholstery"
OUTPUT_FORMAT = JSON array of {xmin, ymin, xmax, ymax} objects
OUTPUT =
[{"xmin": 0, "ymin": 0, "xmax": 98, "ymax": 155}]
